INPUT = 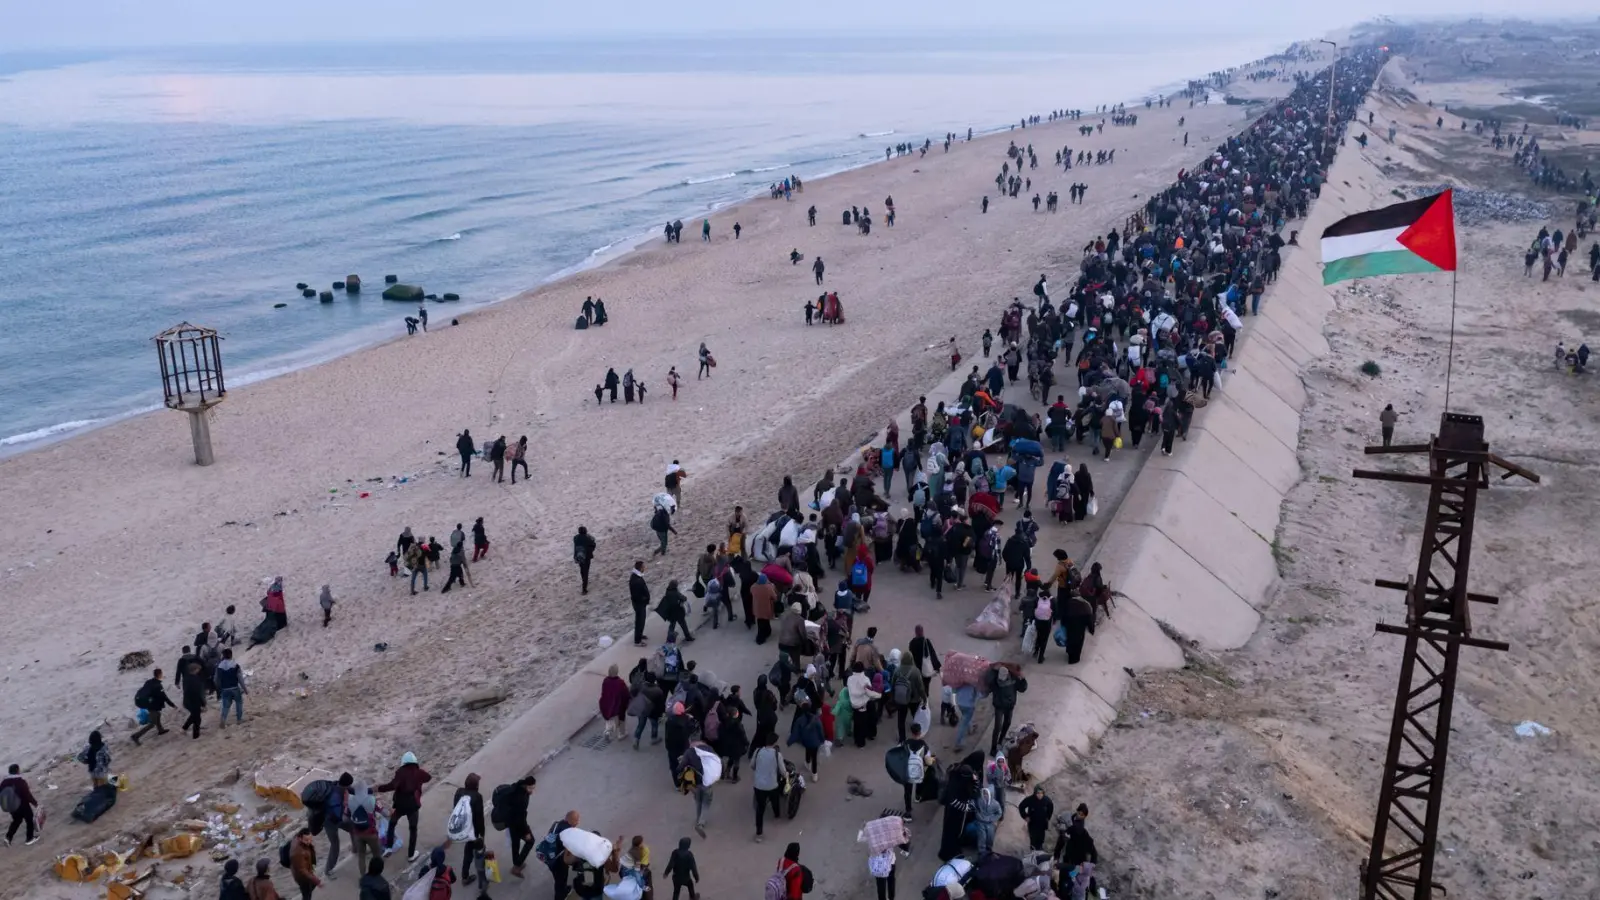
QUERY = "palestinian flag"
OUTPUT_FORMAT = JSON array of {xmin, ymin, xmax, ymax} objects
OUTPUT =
[{"xmin": 1320, "ymin": 190, "xmax": 1457, "ymax": 285}]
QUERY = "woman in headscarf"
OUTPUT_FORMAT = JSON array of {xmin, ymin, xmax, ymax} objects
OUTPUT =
[
  {"xmin": 263, "ymin": 577, "xmax": 288, "ymax": 629},
  {"xmin": 599, "ymin": 664, "xmax": 631, "ymax": 741},
  {"xmin": 1045, "ymin": 461, "xmax": 1068, "ymax": 521},
  {"xmin": 776, "ymin": 602, "xmax": 807, "ymax": 668},
  {"xmin": 907, "ymin": 625, "xmax": 940, "ymax": 682},
  {"xmin": 714, "ymin": 688, "xmax": 750, "ymax": 781},
  {"xmin": 936, "ymin": 752, "xmax": 983, "ymax": 860},
  {"xmin": 894, "ymin": 512, "xmax": 921, "ymax": 572},
  {"xmin": 750, "ymin": 675, "xmax": 779, "ymax": 760},
  {"xmin": 751, "ymin": 574, "xmax": 777, "ymax": 645},
  {"xmin": 1072, "ymin": 464, "xmax": 1094, "ymax": 521},
  {"xmin": 841, "ymin": 514, "xmax": 863, "ymax": 573},
  {"xmin": 78, "ymin": 730, "xmax": 111, "ymax": 788}
]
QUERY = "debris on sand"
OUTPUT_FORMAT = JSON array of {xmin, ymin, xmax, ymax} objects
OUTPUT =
[{"xmin": 1409, "ymin": 184, "xmax": 1551, "ymax": 225}]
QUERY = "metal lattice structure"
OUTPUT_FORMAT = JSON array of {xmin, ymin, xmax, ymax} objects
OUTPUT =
[
  {"xmin": 1353, "ymin": 412, "xmax": 1537, "ymax": 900},
  {"xmin": 154, "ymin": 322, "xmax": 226, "ymax": 465},
  {"xmin": 155, "ymin": 322, "xmax": 226, "ymax": 411}
]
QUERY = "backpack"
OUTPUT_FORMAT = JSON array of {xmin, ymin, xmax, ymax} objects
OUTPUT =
[
  {"xmin": 834, "ymin": 588, "xmax": 855, "ymax": 612},
  {"xmin": 850, "ymin": 562, "xmax": 868, "ymax": 588},
  {"xmin": 661, "ymin": 646, "xmax": 682, "ymax": 678},
  {"xmin": 1034, "ymin": 597, "xmax": 1053, "ymax": 621},
  {"xmin": 892, "ymin": 671, "xmax": 910, "ymax": 707},
  {"xmin": 872, "ymin": 514, "xmax": 890, "ymax": 541},
  {"xmin": 299, "ymin": 779, "xmax": 334, "ymax": 809},
  {"xmin": 429, "ymin": 871, "xmax": 453, "ymax": 900},
  {"xmin": 801, "ymin": 865, "xmax": 815, "ymax": 894},
  {"xmin": 979, "ymin": 530, "xmax": 1000, "ymax": 559},
  {"xmin": 0, "ymin": 785, "xmax": 18, "ymax": 814},
  {"xmin": 652, "ymin": 508, "xmax": 670, "ymax": 531},
  {"xmin": 349, "ymin": 801, "xmax": 372, "ymax": 830},
  {"xmin": 535, "ymin": 823, "xmax": 563, "ymax": 864},
  {"xmin": 446, "ymin": 794, "xmax": 475, "ymax": 842},
  {"xmin": 134, "ymin": 680, "xmax": 159, "ymax": 710},
  {"xmin": 905, "ymin": 746, "xmax": 926, "ymax": 783},
  {"xmin": 278, "ymin": 840, "xmax": 292, "ymax": 869},
  {"xmin": 704, "ymin": 706, "xmax": 722, "ymax": 742},
  {"xmin": 765, "ymin": 862, "xmax": 798, "ymax": 900},
  {"xmin": 665, "ymin": 471, "xmax": 680, "ymax": 490}
]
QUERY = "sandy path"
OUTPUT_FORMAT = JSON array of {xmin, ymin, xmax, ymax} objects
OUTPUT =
[
  {"xmin": 1055, "ymin": 62, "xmax": 1600, "ymax": 899},
  {"xmin": 0, "ymin": 66, "xmax": 1295, "ymax": 895}
]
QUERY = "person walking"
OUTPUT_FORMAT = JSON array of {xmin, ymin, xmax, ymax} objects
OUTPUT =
[
  {"xmin": 1, "ymin": 764, "xmax": 39, "ymax": 846},
  {"xmin": 897, "ymin": 724, "xmax": 932, "ymax": 818},
  {"xmin": 314, "ymin": 773, "xmax": 352, "ymax": 881},
  {"xmin": 131, "ymin": 670, "xmax": 175, "ymax": 745},
  {"xmin": 442, "ymin": 541, "xmax": 468, "ymax": 594},
  {"xmin": 786, "ymin": 701, "xmax": 825, "ymax": 781},
  {"xmin": 357, "ymin": 859, "xmax": 391, "ymax": 900},
  {"xmin": 318, "ymin": 585, "xmax": 335, "ymax": 628},
  {"xmin": 1380, "ymin": 404, "xmax": 1398, "ymax": 447},
  {"xmin": 658, "ymin": 580, "xmax": 694, "ymax": 643},
  {"xmin": 290, "ymin": 827, "xmax": 322, "ymax": 899},
  {"xmin": 347, "ymin": 783, "xmax": 383, "ymax": 881},
  {"xmin": 869, "ymin": 847, "xmax": 897, "ymax": 900},
  {"xmin": 600, "ymin": 665, "xmax": 631, "ymax": 741},
  {"xmin": 247, "ymin": 858, "xmax": 283, "ymax": 900},
  {"xmin": 750, "ymin": 734, "xmax": 785, "ymax": 843},
  {"xmin": 572, "ymin": 527, "xmax": 597, "ymax": 594},
  {"xmin": 773, "ymin": 844, "xmax": 804, "ymax": 900},
  {"xmin": 493, "ymin": 776, "xmax": 537, "ymax": 878},
  {"xmin": 984, "ymin": 663, "xmax": 1027, "ymax": 757},
  {"xmin": 178, "ymin": 660, "xmax": 208, "ymax": 739},
  {"xmin": 471, "ymin": 518, "xmax": 490, "ymax": 562},
  {"xmin": 630, "ymin": 561, "xmax": 651, "ymax": 646},
  {"xmin": 509, "ymin": 436, "xmax": 530, "ymax": 484},
  {"xmin": 630, "ymin": 669, "xmax": 666, "ymax": 749},
  {"xmin": 406, "ymin": 540, "xmax": 429, "ymax": 594},
  {"xmin": 219, "ymin": 859, "xmax": 248, "ymax": 900},
  {"xmin": 453, "ymin": 774, "xmax": 489, "ymax": 898},
  {"xmin": 456, "ymin": 430, "xmax": 475, "ymax": 477},
  {"xmin": 651, "ymin": 506, "xmax": 678, "ymax": 556},
  {"xmin": 812, "ymin": 256, "xmax": 825, "ymax": 285},
  {"xmin": 974, "ymin": 787, "xmax": 1002, "ymax": 856},
  {"xmin": 889, "ymin": 653, "xmax": 926, "ymax": 743},
  {"xmin": 490, "ymin": 435, "xmax": 507, "ymax": 483},
  {"xmin": 701, "ymin": 219, "xmax": 711, "ymax": 242},
  {"xmin": 664, "ymin": 837, "xmax": 700, "ymax": 900},
  {"xmin": 376, "ymin": 752, "xmax": 431, "ymax": 863}
]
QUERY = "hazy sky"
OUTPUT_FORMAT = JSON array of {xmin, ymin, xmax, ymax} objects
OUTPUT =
[{"xmin": 0, "ymin": 0, "xmax": 1579, "ymax": 51}]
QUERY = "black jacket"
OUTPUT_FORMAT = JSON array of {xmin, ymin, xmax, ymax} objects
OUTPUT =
[
  {"xmin": 181, "ymin": 666, "xmax": 208, "ymax": 710},
  {"xmin": 456, "ymin": 433, "xmax": 475, "ymax": 456},
  {"xmin": 358, "ymin": 873, "xmax": 394, "ymax": 900},
  {"xmin": 1018, "ymin": 794, "xmax": 1054, "ymax": 832},
  {"xmin": 629, "ymin": 573, "xmax": 650, "ymax": 610},
  {"xmin": 137, "ymin": 677, "xmax": 175, "ymax": 711},
  {"xmin": 665, "ymin": 842, "xmax": 699, "ymax": 884},
  {"xmin": 574, "ymin": 532, "xmax": 596, "ymax": 563},
  {"xmin": 1001, "ymin": 534, "xmax": 1030, "ymax": 570}
]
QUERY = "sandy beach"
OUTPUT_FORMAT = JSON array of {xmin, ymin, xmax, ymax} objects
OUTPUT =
[{"xmin": 0, "ymin": 46, "xmax": 1314, "ymax": 894}]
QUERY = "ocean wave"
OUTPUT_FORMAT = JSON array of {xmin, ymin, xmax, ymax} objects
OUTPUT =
[
  {"xmin": 859, "ymin": 130, "xmax": 896, "ymax": 138},
  {"xmin": 644, "ymin": 161, "xmax": 686, "ymax": 172},
  {"xmin": 438, "ymin": 232, "xmax": 462, "ymax": 241},
  {"xmin": 683, "ymin": 172, "xmax": 737, "ymax": 185},
  {"xmin": 0, "ymin": 419, "xmax": 101, "ymax": 447}
]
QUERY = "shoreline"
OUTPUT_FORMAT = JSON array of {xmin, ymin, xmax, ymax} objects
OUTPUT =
[{"xmin": 0, "ymin": 50, "xmax": 1293, "ymax": 457}]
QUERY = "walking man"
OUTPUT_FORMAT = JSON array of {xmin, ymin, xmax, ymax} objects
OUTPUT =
[
  {"xmin": 131, "ymin": 669, "xmax": 176, "ymax": 745},
  {"xmin": 631, "ymin": 561, "xmax": 651, "ymax": 647},
  {"xmin": 1379, "ymin": 404, "xmax": 1398, "ymax": 448},
  {"xmin": 1, "ymin": 764, "xmax": 40, "ymax": 846},
  {"xmin": 813, "ymin": 257, "xmax": 825, "ymax": 285}
]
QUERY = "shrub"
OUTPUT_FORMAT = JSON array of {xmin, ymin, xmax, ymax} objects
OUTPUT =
[{"xmin": 1359, "ymin": 360, "xmax": 1382, "ymax": 377}]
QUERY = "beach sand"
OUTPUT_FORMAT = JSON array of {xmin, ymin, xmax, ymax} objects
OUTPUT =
[{"xmin": 1055, "ymin": 52, "xmax": 1600, "ymax": 900}]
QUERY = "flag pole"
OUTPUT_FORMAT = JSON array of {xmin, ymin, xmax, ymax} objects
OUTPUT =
[{"xmin": 1444, "ymin": 269, "xmax": 1458, "ymax": 413}]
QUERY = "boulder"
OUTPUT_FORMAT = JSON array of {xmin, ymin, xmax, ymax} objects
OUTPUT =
[
  {"xmin": 295, "ymin": 282, "xmax": 308, "ymax": 290},
  {"xmin": 384, "ymin": 274, "xmax": 399, "ymax": 284},
  {"xmin": 442, "ymin": 292, "xmax": 460, "ymax": 301},
  {"xmin": 382, "ymin": 283, "xmax": 424, "ymax": 301},
  {"xmin": 274, "ymin": 303, "xmax": 288, "ymax": 308},
  {"xmin": 319, "ymin": 291, "xmax": 334, "ymax": 303},
  {"xmin": 302, "ymin": 288, "xmax": 317, "ymax": 298},
  {"xmin": 425, "ymin": 294, "xmax": 438, "ymax": 301},
  {"xmin": 332, "ymin": 281, "xmax": 345, "ymax": 291},
  {"xmin": 346, "ymin": 274, "xmax": 362, "ymax": 293}
]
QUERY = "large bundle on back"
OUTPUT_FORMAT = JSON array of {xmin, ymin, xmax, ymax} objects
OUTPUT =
[{"xmin": 940, "ymin": 652, "xmax": 991, "ymax": 690}]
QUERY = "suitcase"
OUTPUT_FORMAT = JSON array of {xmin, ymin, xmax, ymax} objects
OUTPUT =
[{"xmin": 71, "ymin": 784, "xmax": 118, "ymax": 823}]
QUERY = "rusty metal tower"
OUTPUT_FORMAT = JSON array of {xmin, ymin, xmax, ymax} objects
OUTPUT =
[{"xmin": 1352, "ymin": 412, "xmax": 1537, "ymax": 900}]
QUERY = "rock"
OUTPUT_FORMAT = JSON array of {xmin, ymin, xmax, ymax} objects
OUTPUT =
[
  {"xmin": 425, "ymin": 294, "xmax": 439, "ymax": 301},
  {"xmin": 118, "ymin": 650, "xmax": 153, "ymax": 671},
  {"xmin": 332, "ymin": 281, "xmax": 345, "ymax": 291},
  {"xmin": 442, "ymin": 292, "xmax": 460, "ymax": 301},
  {"xmin": 461, "ymin": 686, "xmax": 509, "ymax": 710},
  {"xmin": 274, "ymin": 303, "xmax": 288, "ymax": 308},
  {"xmin": 384, "ymin": 274, "xmax": 399, "ymax": 284},
  {"xmin": 346, "ymin": 274, "xmax": 361, "ymax": 293},
  {"xmin": 319, "ymin": 291, "xmax": 334, "ymax": 303},
  {"xmin": 382, "ymin": 283, "xmax": 425, "ymax": 301},
  {"xmin": 302, "ymin": 288, "xmax": 317, "ymax": 298},
  {"xmin": 295, "ymin": 282, "xmax": 308, "ymax": 290}
]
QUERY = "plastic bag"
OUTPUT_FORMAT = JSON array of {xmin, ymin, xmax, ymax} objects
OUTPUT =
[
  {"xmin": 965, "ymin": 594, "xmax": 1011, "ymax": 639},
  {"xmin": 604, "ymin": 875, "xmax": 644, "ymax": 900},
  {"xmin": 1113, "ymin": 437, "xmax": 1123, "ymax": 449},
  {"xmin": 1020, "ymin": 621, "xmax": 1036, "ymax": 652},
  {"xmin": 820, "ymin": 740, "xmax": 833, "ymax": 758},
  {"xmin": 559, "ymin": 828, "xmax": 614, "ymax": 869},
  {"xmin": 484, "ymin": 855, "xmax": 502, "ymax": 883},
  {"xmin": 912, "ymin": 704, "xmax": 931, "ymax": 735},
  {"xmin": 1087, "ymin": 497, "xmax": 1098, "ymax": 518}
]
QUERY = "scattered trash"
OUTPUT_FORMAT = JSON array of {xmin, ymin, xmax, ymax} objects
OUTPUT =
[
  {"xmin": 598, "ymin": 635, "xmax": 615, "ymax": 649},
  {"xmin": 1409, "ymin": 185, "xmax": 1550, "ymax": 225},
  {"xmin": 1514, "ymin": 720, "xmax": 1552, "ymax": 738},
  {"xmin": 118, "ymin": 651, "xmax": 153, "ymax": 672}
]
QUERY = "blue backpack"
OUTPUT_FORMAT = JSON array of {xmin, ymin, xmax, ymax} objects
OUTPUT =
[{"xmin": 851, "ymin": 561, "xmax": 869, "ymax": 588}]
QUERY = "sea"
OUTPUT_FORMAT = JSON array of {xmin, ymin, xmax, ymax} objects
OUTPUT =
[{"xmin": 0, "ymin": 33, "xmax": 1298, "ymax": 451}]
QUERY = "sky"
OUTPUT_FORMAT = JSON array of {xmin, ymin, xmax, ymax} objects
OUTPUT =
[{"xmin": 0, "ymin": 0, "xmax": 1582, "ymax": 51}]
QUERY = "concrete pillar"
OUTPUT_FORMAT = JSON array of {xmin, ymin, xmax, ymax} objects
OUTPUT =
[{"xmin": 186, "ymin": 409, "xmax": 215, "ymax": 466}]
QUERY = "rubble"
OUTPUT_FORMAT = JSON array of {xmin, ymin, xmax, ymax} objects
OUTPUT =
[{"xmin": 1409, "ymin": 184, "xmax": 1552, "ymax": 225}]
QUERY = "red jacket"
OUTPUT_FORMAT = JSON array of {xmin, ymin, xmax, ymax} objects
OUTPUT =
[
  {"xmin": 777, "ymin": 859, "xmax": 803, "ymax": 900},
  {"xmin": 377, "ymin": 763, "xmax": 431, "ymax": 811}
]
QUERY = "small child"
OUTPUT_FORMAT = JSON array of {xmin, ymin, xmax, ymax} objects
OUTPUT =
[
  {"xmin": 664, "ymin": 837, "xmax": 698, "ymax": 900},
  {"xmin": 319, "ymin": 585, "xmax": 335, "ymax": 627},
  {"xmin": 386, "ymin": 550, "xmax": 400, "ymax": 576},
  {"xmin": 940, "ymin": 685, "xmax": 960, "ymax": 727},
  {"xmin": 804, "ymin": 300, "xmax": 815, "ymax": 325},
  {"xmin": 594, "ymin": 384, "xmax": 605, "ymax": 406},
  {"xmin": 637, "ymin": 381, "xmax": 648, "ymax": 404},
  {"xmin": 216, "ymin": 605, "xmax": 238, "ymax": 647}
]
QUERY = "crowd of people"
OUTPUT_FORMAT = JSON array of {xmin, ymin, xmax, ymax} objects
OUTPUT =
[{"xmin": 9, "ymin": 44, "xmax": 1396, "ymax": 900}]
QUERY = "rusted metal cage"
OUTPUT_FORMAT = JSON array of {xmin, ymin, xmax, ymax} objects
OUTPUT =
[{"xmin": 154, "ymin": 322, "xmax": 226, "ymax": 411}]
